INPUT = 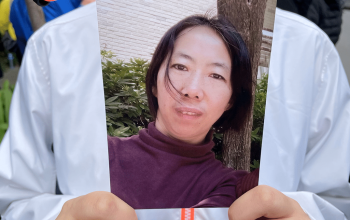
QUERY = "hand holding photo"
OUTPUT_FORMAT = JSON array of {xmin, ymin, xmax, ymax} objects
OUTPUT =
[
  {"xmin": 56, "ymin": 191, "xmax": 138, "ymax": 220},
  {"xmin": 0, "ymin": 0, "xmax": 348, "ymax": 219}
]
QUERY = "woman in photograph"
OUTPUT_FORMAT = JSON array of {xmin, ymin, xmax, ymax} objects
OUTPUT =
[{"xmin": 57, "ymin": 15, "xmax": 310, "ymax": 220}]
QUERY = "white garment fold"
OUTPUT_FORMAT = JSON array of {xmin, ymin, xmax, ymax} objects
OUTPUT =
[
  {"xmin": 260, "ymin": 8, "xmax": 350, "ymax": 220},
  {"xmin": 0, "ymin": 3, "xmax": 110, "ymax": 220}
]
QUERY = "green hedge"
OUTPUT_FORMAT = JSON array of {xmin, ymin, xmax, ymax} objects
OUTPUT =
[
  {"xmin": 102, "ymin": 51, "xmax": 151, "ymax": 137},
  {"xmin": 0, "ymin": 80, "xmax": 14, "ymax": 142}
]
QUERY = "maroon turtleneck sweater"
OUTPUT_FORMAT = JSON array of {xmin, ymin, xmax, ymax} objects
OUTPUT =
[{"xmin": 108, "ymin": 122, "xmax": 258, "ymax": 209}]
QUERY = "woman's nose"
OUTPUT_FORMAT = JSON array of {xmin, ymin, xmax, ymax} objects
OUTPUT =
[{"xmin": 180, "ymin": 73, "xmax": 204, "ymax": 100}]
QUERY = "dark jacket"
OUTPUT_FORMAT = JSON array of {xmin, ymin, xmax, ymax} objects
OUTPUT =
[{"xmin": 277, "ymin": 0, "xmax": 343, "ymax": 44}]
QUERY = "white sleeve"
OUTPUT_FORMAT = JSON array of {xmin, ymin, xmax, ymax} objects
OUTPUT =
[
  {"xmin": 0, "ymin": 4, "xmax": 110, "ymax": 219},
  {"xmin": 259, "ymin": 9, "xmax": 350, "ymax": 220},
  {"xmin": 283, "ymin": 192, "xmax": 347, "ymax": 220},
  {"xmin": 297, "ymin": 46, "xmax": 350, "ymax": 219}
]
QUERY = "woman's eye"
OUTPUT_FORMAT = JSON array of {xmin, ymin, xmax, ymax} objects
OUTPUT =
[
  {"xmin": 210, "ymin": 73, "xmax": 225, "ymax": 81},
  {"xmin": 173, "ymin": 64, "xmax": 187, "ymax": 71}
]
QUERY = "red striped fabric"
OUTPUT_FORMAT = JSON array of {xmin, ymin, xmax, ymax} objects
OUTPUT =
[{"xmin": 181, "ymin": 208, "xmax": 194, "ymax": 220}]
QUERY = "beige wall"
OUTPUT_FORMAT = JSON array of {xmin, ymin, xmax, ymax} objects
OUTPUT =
[
  {"xmin": 96, "ymin": 0, "xmax": 216, "ymax": 61},
  {"xmin": 96, "ymin": 0, "xmax": 276, "ymax": 77},
  {"xmin": 263, "ymin": 0, "xmax": 277, "ymax": 31}
]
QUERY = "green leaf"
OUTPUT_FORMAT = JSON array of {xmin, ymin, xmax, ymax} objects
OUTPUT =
[
  {"xmin": 0, "ymin": 80, "xmax": 14, "ymax": 143},
  {"xmin": 0, "ymin": 91, "xmax": 5, "ymax": 125},
  {"xmin": 0, "ymin": 123, "xmax": 8, "ymax": 130},
  {"xmin": 2, "ymin": 80, "xmax": 13, "ymax": 123},
  {"xmin": 105, "ymin": 96, "xmax": 119, "ymax": 104},
  {"xmin": 250, "ymin": 160, "xmax": 260, "ymax": 169}
]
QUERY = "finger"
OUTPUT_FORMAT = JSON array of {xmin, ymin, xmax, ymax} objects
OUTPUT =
[
  {"xmin": 58, "ymin": 191, "xmax": 138, "ymax": 220},
  {"xmin": 228, "ymin": 185, "xmax": 297, "ymax": 220}
]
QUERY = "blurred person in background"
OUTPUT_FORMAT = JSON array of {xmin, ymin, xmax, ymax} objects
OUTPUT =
[
  {"xmin": 277, "ymin": 0, "xmax": 343, "ymax": 44},
  {"xmin": 344, "ymin": 0, "xmax": 350, "ymax": 9},
  {"xmin": 9, "ymin": 0, "xmax": 82, "ymax": 56},
  {"xmin": 0, "ymin": 0, "xmax": 22, "ymax": 64},
  {"xmin": 0, "ymin": 1, "xmax": 110, "ymax": 220}
]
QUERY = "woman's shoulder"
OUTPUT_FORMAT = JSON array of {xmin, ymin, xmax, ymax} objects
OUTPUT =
[
  {"xmin": 107, "ymin": 134, "xmax": 141, "ymax": 147},
  {"xmin": 107, "ymin": 134, "xmax": 141, "ymax": 159},
  {"xmin": 208, "ymin": 161, "xmax": 259, "ymax": 190},
  {"xmin": 235, "ymin": 168, "xmax": 259, "ymax": 198},
  {"xmin": 209, "ymin": 166, "xmax": 260, "ymax": 201}
]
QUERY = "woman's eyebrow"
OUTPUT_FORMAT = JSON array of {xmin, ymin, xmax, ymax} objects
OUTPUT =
[
  {"xmin": 173, "ymin": 52, "xmax": 194, "ymax": 62},
  {"xmin": 208, "ymin": 62, "xmax": 230, "ymax": 71}
]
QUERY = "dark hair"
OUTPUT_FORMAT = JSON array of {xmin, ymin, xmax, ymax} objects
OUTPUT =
[{"xmin": 146, "ymin": 14, "xmax": 253, "ymax": 132}]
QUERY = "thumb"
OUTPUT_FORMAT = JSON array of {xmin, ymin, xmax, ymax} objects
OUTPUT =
[
  {"xmin": 58, "ymin": 191, "xmax": 138, "ymax": 220},
  {"xmin": 228, "ymin": 185, "xmax": 296, "ymax": 220}
]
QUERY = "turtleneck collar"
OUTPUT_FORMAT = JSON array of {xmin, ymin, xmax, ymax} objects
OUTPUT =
[{"xmin": 138, "ymin": 122, "xmax": 215, "ymax": 158}]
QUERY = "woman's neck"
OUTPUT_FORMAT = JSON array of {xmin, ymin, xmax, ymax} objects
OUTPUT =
[{"xmin": 154, "ymin": 119, "xmax": 209, "ymax": 145}]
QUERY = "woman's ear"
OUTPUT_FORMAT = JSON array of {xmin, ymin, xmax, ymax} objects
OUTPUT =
[
  {"xmin": 225, "ymin": 102, "xmax": 233, "ymax": 111},
  {"xmin": 152, "ymin": 86, "xmax": 158, "ymax": 98}
]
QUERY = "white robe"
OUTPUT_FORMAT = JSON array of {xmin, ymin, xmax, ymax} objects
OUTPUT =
[
  {"xmin": 1, "ymin": 4, "xmax": 348, "ymax": 220},
  {"xmin": 0, "ymin": 2, "xmax": 110, "ymax": 220},
  {"xmin": 260, "ymin": 8, "xmax": 350, "ymax": 220}
]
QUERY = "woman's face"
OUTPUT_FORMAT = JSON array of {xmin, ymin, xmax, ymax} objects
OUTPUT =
[{"xmin": 154, "ymin": 26, "xmax": 232, "ymax": 144}]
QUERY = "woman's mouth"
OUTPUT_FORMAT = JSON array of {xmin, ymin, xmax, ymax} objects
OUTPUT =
[
  {"xmin": 181, "ymin": 111, "xmax": 199, "ymax": 116},
  {"xmin": 175, "ymin": 107, "xmax": 203, "ymax": 119}
]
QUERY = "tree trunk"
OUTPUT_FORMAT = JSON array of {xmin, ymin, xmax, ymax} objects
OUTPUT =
[
  {"xmin": 217, "ymin": 0, "xmax": 268, "ymax": 172},
  {"xmin": 24, "ymin": 0, "xmax": 46, "ymax": 32}
]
